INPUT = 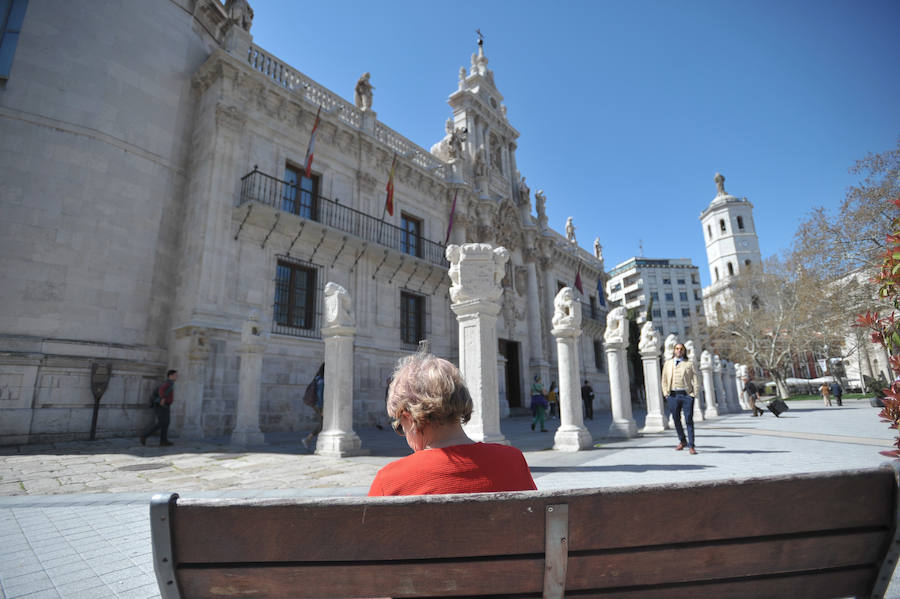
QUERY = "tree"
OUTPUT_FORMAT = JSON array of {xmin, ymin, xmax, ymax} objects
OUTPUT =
[{"xmin": 708, "ymin": 256, "xmax": 845, "ymax": 399}]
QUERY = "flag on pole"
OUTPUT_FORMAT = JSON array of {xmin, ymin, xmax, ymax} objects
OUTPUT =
[
  {"xmin": 597, "ymin": 277, "xmax": 607, "ymax": 306},
  {"xmin": 444, "ymin": 189, "xmax": 458, "ymax": 245},
  {"xmin": 574, "ymin": 264, "xmax": 584, "ymax": 294},
  {"xmin": 303, "ymin": 105, "xmax": 322, "ymax": 178},
  {"xmin": 385, "ymin": 154, "xmax": 397, "ymax": 216}
]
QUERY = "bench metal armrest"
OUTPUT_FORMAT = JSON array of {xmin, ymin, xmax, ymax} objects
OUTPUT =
[{"xmin": 151, "ymin": 493, "xmax": 182, "ymax": 599}]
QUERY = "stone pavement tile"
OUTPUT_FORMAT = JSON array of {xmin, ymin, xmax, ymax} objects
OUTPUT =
[
  {"xmin": 1, "ymin": 571, "xmax": 54, "ymax": 597},
  {"xmin": 114, "ymin": 582, "xmax": 160, "ymax": 599},
  {"xmin": 98, "ymin": 565, "xmax": 149, "ymax": 589},
  {"xmin": 54, "ymin": 574, "xmax": 111, "ymax": 596},
  {"xmin": 13, "ymin": 589, "xmax": 60, "ymax": 599},
  {"xmin": 86, "ymin": 557, "xmax": 135, "ymax": 577}
]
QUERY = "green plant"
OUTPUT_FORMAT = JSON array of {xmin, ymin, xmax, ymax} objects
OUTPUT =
[{"xmin": 855, "ymin": 197, "xmax": 900, "ymax": 457}]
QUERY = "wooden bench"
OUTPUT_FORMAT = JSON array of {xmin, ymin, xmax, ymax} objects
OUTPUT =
[{"xmin": 150, "ymin": 463, "xmax": 900, "ymax": 598}]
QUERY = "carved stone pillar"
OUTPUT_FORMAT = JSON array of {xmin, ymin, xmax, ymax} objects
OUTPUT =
[
  {"xmin": 316, "ymin": 283, "xmax": 363, "ymax": 457},
  {"xmin": 734, "ymin": 363, "xmax": 748, "ymax": 409},
  {"xmin": 685, "ymin": 340, "xmax": 704, "ymax": 422},
  {"xmin": 231, "ymin": 310, "xmax": 266, "ymax": 445},
  {"xmin": 497, "ymin": 353, "xmax": 509, "ymax": 418},
  {"xmin": 523, "ymin": 251, "xmax": 547, "ymax": 389},
  {"xmin": 541, "ymin": 255, "xmax": 558, "ymax": 365},
  {"xmin": 724, "ymin": 361, "xmax": 740, "ymax": 412},
  {"xmin": 604, "ymin": 307, "xmax": 637, "ymax": 438},
  {"xmin": 713, "ymin": 355, "xmax": 728, "ymax": 414},
  {"xmin": 551, "ymin": 288, "xmax": 593, "ymax": 451},
  {"xmin": 180, "ymin": 328, "xmax": 210, "ymax": 439},
  {"xmin": 701, "ymin": 350, "xmax": 718, "ymax": 419},
  {"xmin": 639, "ymin": 322, "xmax": 666, "ymax": 433},
  {"xmin": 447, "ymin": 243, "xmax": 509, "ymax": 444}
]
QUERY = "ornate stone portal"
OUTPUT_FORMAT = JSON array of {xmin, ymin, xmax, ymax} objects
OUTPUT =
[
  {"xmin": 604, "ymin": 307, "xmax": 637, "ymax": 438},
  {"xmin": 638, "ymin": 322, "xmax": 666, "ymax": 433},
  {"xmin": 316, "ymin": 282, "xmax": 364, "ymax": 457},
  {"xmin": 551, "ymin": 288, "xmax": 593, "ymax": 451},
  {"xmin": 231, "ymin": 309, "xmax": 267, "ymax": 445},
  {"xmin": 447, "ymin": 243, "xmax": 510, "ymax": 444}
]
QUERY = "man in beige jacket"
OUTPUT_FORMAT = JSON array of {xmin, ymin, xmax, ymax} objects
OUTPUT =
[{"xmin": 661, "ymin": 342, "xmax": 698, "ymax": 454}]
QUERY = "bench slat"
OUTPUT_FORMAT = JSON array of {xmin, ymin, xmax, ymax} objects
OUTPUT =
[
  {"xmin": 173, "ymin": 530, "xmax": 886, "ymax": 598},
  {"xmin": 172, "ymin": 468, "xmax": 893, "ymax": 564}
]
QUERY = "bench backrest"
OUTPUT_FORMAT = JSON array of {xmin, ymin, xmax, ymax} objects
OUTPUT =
[{"xmin": 151, "ymin": 463, "xmax": 900, "ymax": 598}]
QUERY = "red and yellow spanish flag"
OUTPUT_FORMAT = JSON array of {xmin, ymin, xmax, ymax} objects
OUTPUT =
[
  {"xmin": 385, "ymin": 154, "xmax": 397, "ymax": 216},
  {"xmin": 303, "ymin": 105, "xmax": 322, "ymax": 178}
]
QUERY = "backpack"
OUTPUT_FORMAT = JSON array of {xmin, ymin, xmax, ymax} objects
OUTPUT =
[
  {"xmin": 302, "ymin": 378, "xmax": 318, "ymax": 407},
  {"xmin": 149, "ymin": 384, "xmax": 161, "ymax": 408}
]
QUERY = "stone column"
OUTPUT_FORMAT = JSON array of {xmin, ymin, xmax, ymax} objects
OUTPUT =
[
  {"xmin": 701, "ymin": 350, "xmax": 718, "ymax": 418},
  {"xmin": 639, "ymin": 322, "xmax": 666, "ymax": 433},
  {"xmin": 497, "ymin": 354, "xmax": 510, "ymax": 418},
  {"xmin": 542, "ymin": 256, "xmax": 558, "ymax": 365},
  {"xmin": 713, "ymin": 355, "xmax": 728, "ymax": 414},
  {"xmin": 724, "ymin": 361, "xmax": 740, "ymax": 412},
  {"xmin": 685, "ymin": 340, "xmax": 704, "ymax": 422},
  {"xmin": 316, "ymin": 283, "xmax": 363, "ymax": 457},
  {"xmin": 447, "ymin": 243, "xmax": 509, "ymax": 444},
  {"xmin": 604, "ymin": 307, "xmax": 637, "ymax": 438},
  {"xmin": 231, "ymin": 310, "xmax": 266, "ymax": 445},
  {"xmin": 551, "ymin": 288, "xmax": 593, "ymax": 451},
  {"xmin": 179, "ymin": 328, "xmax": 210, "ymax": 439},
  {"xmin": 524, "ymin": 250, "xmax": 548, "ymax": 390}
]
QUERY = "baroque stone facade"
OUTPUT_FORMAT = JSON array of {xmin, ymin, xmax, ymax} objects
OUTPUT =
[{"xmin": 0, "ymin": 0, "xmax": 610, "ymax": 444}]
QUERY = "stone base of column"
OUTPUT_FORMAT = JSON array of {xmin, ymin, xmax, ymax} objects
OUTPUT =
[
  {"xmin": 704, "ymin": 405, "xmax": 719, "ymax": 419},
  {"xmin": 608, "ymin": 419, "xmax": 638, "ymax": 438},
  {"xmin": 499, "ymin": 399, "xmax": 510, "ymax": 418},
  {"xmin": 553, "ymin": 426, "xmax": 593, "ymax": 451},
  {"xmin": 315, "ymin": 431, "xmax": 368, "ymax": 457},
  {"xmin": 230, "ymin": 430, "xmax": 265, "ymax": 446},
  {"xmin": 640, "ymin": 414, "xmax": 666, "ymax": 434}
]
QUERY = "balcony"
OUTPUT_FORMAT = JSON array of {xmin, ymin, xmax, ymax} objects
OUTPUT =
[
  {"xmin": 580, "ymin": 301, "xmax": 604, "ymax": 323},
  {"xmin": 239, "ymin": 168, "xmax": 448, "ymax": 267}
]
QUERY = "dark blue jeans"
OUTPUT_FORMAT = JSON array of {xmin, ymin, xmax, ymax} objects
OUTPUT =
[
  {"xmin": 143, "ymin": 404, "xmax": 171, "ymax": 443},
  {"xmin": 666, "ymin": 392, "xmax": 695, "ymax": 448}
]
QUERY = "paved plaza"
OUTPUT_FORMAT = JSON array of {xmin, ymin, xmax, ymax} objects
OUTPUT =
[{"xmin": 1, "ymin": 398, "xmax": 898, "ymax": 598}]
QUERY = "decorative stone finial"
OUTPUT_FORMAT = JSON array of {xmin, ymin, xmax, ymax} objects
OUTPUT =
[
  {"xmin": 446, "ymin": 243, "xmax": 509, "ymax": 305},
  {"xmin": 323, "ymin": 282, "xmax": 354, "ymax": 328},
  {"xmin": 700, "ymin": 349, "xmax": 712, "ymax": 369},
  {"xmin": 663, "ymin": 334, "xmax": 678, "ymax": 360},
  {"xmin": 604, "ymin": 306, "xmax": 628, "ymax": 346},
  {"xmin": 552, "ymin": 287, "xmax": 582, "ymax": 331},
  {"xmin": 714, "ymin": 172, "xmax": 726, "ymax": 197},
  {"xmin": 638, "ymin": 322, "xmax": 660, "ymax": 354},
  {"xmin": 685, "ymin": 340, "xmax": 697, "ymax": 362}
]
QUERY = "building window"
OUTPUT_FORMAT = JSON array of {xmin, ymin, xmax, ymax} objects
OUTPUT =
[
  {"xmin": 650, "ymin": 291, "xmax": 659, "ymax": 301},
  {"xmin": 667, "ymin": 309, "xmax": 676, "ymax": 318},
  {"xmin": 593, "ymin": 339, "xmax": 605, "ymax": 372},
  {"xmin": 727, "ymin": 262, "xmax": 734, "ymax": 276},
  {"xmin": 677, "ymin": 278, "xmax": 685, "ymax": 285},
  {"xmin": 679, "ymin": 291, "xmax": 688, "ymax": 301},
  {"xmin": 691, "ymin": 274, "xmax": 698, "ymax": 284},
  {"xmin": 400, "ymin": 213, "xmax": 423, "ymax": 258},
  {"xmin": 282, "ymin": 164, "xmax": 319, "ymax": 219},
  {"xmin": 589, "ymin": 295, "xmax": 598, "ymax": 319},
  {"xmin": 611, "ymin": 282, "xmax": 622, "ymax": 292},
  {"xmin": 719, "ymin": 218, "xmax": 726, "ymax": 232},
  {"xmin": 652, "ymin": 308, "xmax": 661, "ymax": 318},
  {"xmin": 0, "ymin": 0, "xmax": 27, "ymax": 79},
  {"xmin": 557, "ymin": 281, "xmax": 567, "ymax": 292},
  {"xmin": 682, "ymin": 308, "xmax": 690, "ymax": 317},
  {"xmin": 273, "ymin": 257, "xmax": 318, "ymax": 336},
  {"xmin": 694, "ymin": 289, "xmax": 702, "ymax": 301},
  {"xmin": 684, "ymin": 325, "xmax": 691, "ymax": 336},
  {"xmin": 707, "ymin": 224, "xmax": 712, "ymax": 238},
  {"xmin": 662, "ymin": 278, "xmax": 671, "ymax": 285},
  {"xmin": 665, "ymin": 292, "xmax": 674, "ymax": 302},
  {"xmin": 715, "ymin": 267, "xmax": 719, "ymax": 281},
  {"xmin": 737, "ymin": 215, "xmax": 744, "ymax": 230},
  {"xmin": 745, "ymin": 259, "xmax": 751, "ymax": 270},
  {"xmin": 400, "ymin": 291, "xmax": 425, "ymax": 345}
]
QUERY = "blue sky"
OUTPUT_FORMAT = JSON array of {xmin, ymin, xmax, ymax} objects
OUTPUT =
[{"xmin": 250, "ymin": 0, "xmax": 900, "ymax": 287}]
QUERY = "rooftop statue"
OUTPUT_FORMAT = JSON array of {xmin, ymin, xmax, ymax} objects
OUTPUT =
[
  {"xmin": 565, "ymin": 217, "xmax": 576, "ymax": 244},
  {"xmin": 535, "ymin": 190, "xmax": 547, "ymax": 228},
  {"xmin": 714, "ymin": 172, "xmax": 727, "ymax": 197},
  {"xmin": 225, "ymin": 0, "xmax": 254, "ymax": 32},
  {"xmin": 594, "ymin": 238, "xmax": 603, "ymax": 261},
  {"xmin": 354, "ymin": 72, "xmax": 374, "ymax": 111}
]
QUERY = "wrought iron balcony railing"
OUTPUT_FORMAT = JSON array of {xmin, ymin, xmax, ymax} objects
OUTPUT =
[
  {"xmin": 239, "ymin": 168, "xmax": 448, "ymax": 267},
  {"xmin": 580, "ymin": 300, "xmax": 605, "ymax": 323}
]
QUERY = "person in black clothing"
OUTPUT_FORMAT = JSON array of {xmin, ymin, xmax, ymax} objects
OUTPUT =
[
  {"xmin": 581, "ymin": 380, "xmax": 595, "ymax": 420},
  {"xmin": 743, "ymin": 374, "xmax": 762, "ymax": 417},
  {"xmin": 141, "ymin": 370, "xmax": 177, "ymax": 446},
  {"xmin": 829, "ymin": 380, "xmax": 843, "ymax": 406}
]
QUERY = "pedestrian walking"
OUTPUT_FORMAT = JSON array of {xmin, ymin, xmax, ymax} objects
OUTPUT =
[
  {"xmin": 744, "ymin": 374, "xmax": 762, "ymax": 417},
  {"xmin": 530, "ymin": 375, "xmax": 548, "ymax": 432},
  {"xmin": 581, "ymin": 380, "xmax": 595, "ymax": 419},
  {"xmin": 303, "ymin": 364, "xmax": 325, "ymax": 449},
  {"xmin": 820, "ymin": 382, "xmax": 832, "ymax": 407},
  {"xmin": 830, "ymin": 380, "xmax": 843, "ymax": 406},
  {"xmin": 140, "ymin": 370, "xmax": 177, "ymax": 447},
  {"xmin": 547, "ymin": 381, "xmax": 559, "ymax": 419},
  {"xmin": 661, "ymin": 343, "xmax": 698, "ymax": 454}
]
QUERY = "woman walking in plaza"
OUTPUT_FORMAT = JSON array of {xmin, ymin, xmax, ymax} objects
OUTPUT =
[{"xmin": 530, "ymin": 375, "xmax": 548, "ymax": 432}]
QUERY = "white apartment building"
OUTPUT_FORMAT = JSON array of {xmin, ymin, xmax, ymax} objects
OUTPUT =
[{"xmin": 606, "ymin": 258, "xmax": 704, "ymax": 340}]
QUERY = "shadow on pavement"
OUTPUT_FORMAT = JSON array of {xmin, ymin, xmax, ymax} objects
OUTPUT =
[{"xmin": 530, "ymin": 464, "xmax": 711, "ymax": 473}]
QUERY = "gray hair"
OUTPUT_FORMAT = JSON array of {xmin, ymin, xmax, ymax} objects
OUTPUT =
[{"xmin": 387, "ymin": 353, "xmax": 473, "ymax": 429}]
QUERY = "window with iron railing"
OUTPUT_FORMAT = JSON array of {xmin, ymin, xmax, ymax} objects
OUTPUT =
[
  {"xmin": 401, "ymin": 213, "xmax": 422, "ymax": 258},
  {"xmin": 240, "ymin": 167, "xmax": 447, "ymax": 267},
  {"xmin": 273, "ymin": 256, "xmax": 320, "ymax": 338},
  {"xmin": 401, "ymin": 291, "xmax": 425, "ymax": 345}
]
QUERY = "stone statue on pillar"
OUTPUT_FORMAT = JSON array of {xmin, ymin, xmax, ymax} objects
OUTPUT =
[
  {"xmin": 604, "ymin": 307, "xmax": 637, "ymax": 437},
  {"xmin": 534, "ymin": 190, "xmax": 548, "ymax": 229},
  {"xmin": 700, "ymin": 350, "xmax": 718, "ymax": 418},
  {"xmin": 354, "ymin": 72, "xmax": 374, "ymax": 111},
  {"xmin": 712, "ymin": 354, "xmax": 728, "ymax": 414},
  {"xmin": 638, "ymin": 322, "xmax": 666, "ymax": 433},
  {"xmin": 594, "ymin": 238, "xmax": 603, "ymax": 261},
  {"xmin": 231, "ymin": 309, "xmax": 267, "ymax": 445},
  {"xmin": 565, "ymin": 217, "xmax": 577, "ymax": 244},
  {"xmin": 551, "ymin": 288, "xmax": 592, "ymax": 450},
  {"xmin": 663, "ymin": 334, "xmax": 678, "ymax": 361},
  {"xmin": 316, "ymin": 282, "xmax": 364, "ymax": 457},
  {"xmin": 685, "ymin": 340, "xmax": 705, "ymax": 422},
  {"xmin": 447, "ymin": 243, "xmax": 510, "ymax": 444}
]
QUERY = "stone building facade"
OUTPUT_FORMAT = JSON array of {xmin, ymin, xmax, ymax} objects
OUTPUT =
[{"xmin": 0, "ymin": 0, "xmax": 610, "ymax": 444}]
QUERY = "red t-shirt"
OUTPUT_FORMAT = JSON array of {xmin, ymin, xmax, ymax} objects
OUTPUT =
[{"xmin": 367, "ymin": 442, "xmax": 537, "ymax": 496}]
